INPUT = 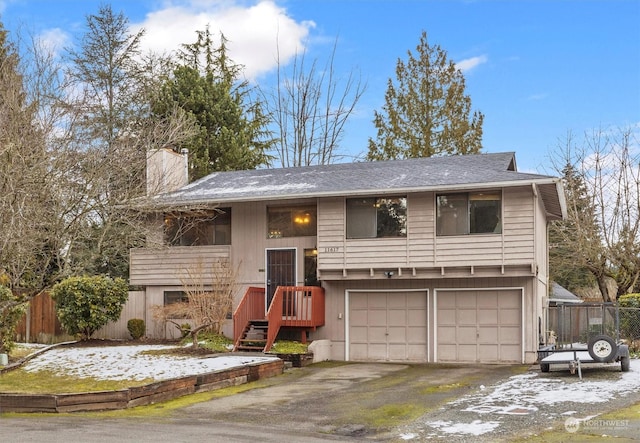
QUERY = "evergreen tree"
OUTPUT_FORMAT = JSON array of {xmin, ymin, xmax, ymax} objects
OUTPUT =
[
  {"xmin": 367, "ymin": 31, "xmax": 483, "ymax": 161},
  {"xmin": 153, "ymin": 28, "xmax": 272, "ymax": 180},
  {"xmin": 549, "ymin": 163, "xmax": 598, "ymax": 293}
]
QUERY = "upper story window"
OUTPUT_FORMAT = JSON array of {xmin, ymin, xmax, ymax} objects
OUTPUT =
[
  {"xmin": 267, "ymin": 205, "xmax": 317, "ymax": 238},
  {"xmin": 436, "ymin": 192, "xmax": 502, "ymax": 236},
  {"xmin": 346, "ymin": 197, "xmax": 407, "ymax": 239},
  {"xmin": 164, "ymin": 208, "xmax": 231, "ymax": 246}
]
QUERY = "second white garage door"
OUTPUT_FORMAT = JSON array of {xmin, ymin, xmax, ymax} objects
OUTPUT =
[
  {"xmin": 348, "ymin": 291, "xmax": 428, "ymax": 362},
  {"xmin": 436, "ymin": 289, "xmax": 522, "ymax": 363}
]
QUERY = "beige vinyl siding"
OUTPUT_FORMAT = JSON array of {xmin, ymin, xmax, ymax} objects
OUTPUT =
[
  {"xmin": 317, "ymin": 188, "xmax": 538, "ymax": 273},
  {"xmin": 503, "ymin": 187, "xmax": 535, "ymax": 263},
  {"xmin": 129, "ymin": 246, "xmax": 231, "ymax": 286},
  {"xmin": 317, "ymin": 198, "xmax": 345, "ymax": 268},
  {"xmin": 434, "ymin": 235, "xmax": 504, "ymax": 266},
  {"xmin": 406, "ymin": 192, "xmax": 435, "ymax": 264}
]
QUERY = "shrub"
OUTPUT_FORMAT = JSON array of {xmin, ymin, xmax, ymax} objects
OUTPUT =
[
  {"xmin": 52, "ymin": 276, "xmax": 128, "ymax": 340},
  {"xmin": 0, "ymin": 286, "xmax": 26, "ymax": 354},
  {"xmin": 127, "ymin": 318, "xmax": 145, "ymax": 340}
]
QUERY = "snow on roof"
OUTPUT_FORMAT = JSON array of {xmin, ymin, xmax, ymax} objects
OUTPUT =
[{"xmin": 151, "ymin": 152, "xmax": 564, "ymax": 218}]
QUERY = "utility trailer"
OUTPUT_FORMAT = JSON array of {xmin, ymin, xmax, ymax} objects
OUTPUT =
[{"xmin": 538, "ymin": 303, "xmax": 630, "ymax": 379}]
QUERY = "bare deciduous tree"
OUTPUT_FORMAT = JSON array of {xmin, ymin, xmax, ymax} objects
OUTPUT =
[
  {"xmin": 550, "ymin": 127, "xmax": 640, "ymax": 301},
  {"xmin": 264, "ymin": 37, "xmax": 366, "ymax": 167},
  {"xmin": 153, "ymin": 259, "xmax": 239, "ymax": 348}
]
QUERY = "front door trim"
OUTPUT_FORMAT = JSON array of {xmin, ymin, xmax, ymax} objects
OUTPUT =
[{"xmin": 265, "ymin": 248, "xmax": 297, "ymax": 315}]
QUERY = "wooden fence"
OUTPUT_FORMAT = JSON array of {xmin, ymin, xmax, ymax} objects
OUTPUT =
[{"xmin": 14, "ymin": 291, "xmax": 146, "ymax": 343}]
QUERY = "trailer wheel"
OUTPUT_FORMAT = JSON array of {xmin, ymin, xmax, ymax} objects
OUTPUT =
[
  {"xmin": 540, "ymin": 363, "xmax": 550, "ymax": 373},
  {"xmin": 621, "ymin": 356, "xmax": 630, "ymax": 372},
  {"xmin": 587, "ymin": 335, "xmax": 617, "ymax": 362}
]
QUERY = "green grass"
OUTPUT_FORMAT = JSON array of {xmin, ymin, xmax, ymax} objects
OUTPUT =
[
  {"xmin": 0, "ymin": 369, "xmax": 151, "ymax": 394},
  {"xmin": 268, "ymin": 340, "xmax": 309, "ymax": 354}
]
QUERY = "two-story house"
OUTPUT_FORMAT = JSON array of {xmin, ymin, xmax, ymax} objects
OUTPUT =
[{"xmin": 130, "ymin": 150, "xmax": 565, "ymax": 364}]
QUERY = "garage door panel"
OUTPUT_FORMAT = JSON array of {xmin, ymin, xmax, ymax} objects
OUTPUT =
[
  {"xmin": 478, "ymin": 344, "xmax": 499, "ymax": 362},
  {"xmin": 368, "ymin": 293, "xmax": 387, "ymax": 308},
  {"xmin": 499, "ymin": 326, "xmax": 521, "ymax": 343},
  {"xmin": 438, "ymin": 309, "xmax": 456, "ymax": 325},
  {"xmin": 437, "ymin": 290, "xmax": 522, "ymax": 363},
  {"xmin": 499, "ymin": 309, "xmax": 521, "ymax": 324},
  {"xmin": 477, "ymin": 294, "xmax": 498, "ymax": 308},
  {"xmin": 478, "ymin": 309, "xmax": 498, "ymax": 324},
  {"xmin": 458, "ymin": 344, "xmax": 477, "ymax": 361},
  {"xmin": 456, "ymin": 293, "xmax": 477, "ymax": 308},
  {"xmin": 368, "ymin": 326, "xmax": 387, "ymax": 342},
  {"xmin": 350, "ymin": 326, "xmax": 368, "ymax": 342},
  {"xmin": 388, "ymin": 326, "xmax": 407, "ymax": 342},
  {"xmin": 388, "ymin": 309, "xmax": 407, "ymax": 326},
  {"xmin": 368, "ymin": 310, "xmax": 387, "ymax": 324},
  {"xmin": 457, "ymin": 326, "xmax": 477, "ymax": 342},
  {"xmin": 458, "ymin": 309, "xmax": 477, "ymax": 325},
  {"xmin": 368, "ymin": 343, "xmax": 387, "ymax": 360},
  {"xmin": 479, "ymin": 327, "xmax": 497, "ymax": 342},
  {"xmin": 349, "ymin": 291, "xmax": 428, "ymax": 362},
  {"xmin": 438, "ymin": 344, "xmax": 457, "ymax": 361}
]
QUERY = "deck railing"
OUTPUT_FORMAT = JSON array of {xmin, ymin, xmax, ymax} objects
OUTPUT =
[
  {"xmin": 232, "ymin": 287, "xmax": 265, "ymax": 350},
  {"xmin": 233, "ymin": 285, "xmax": 325, "ymax": 352},
  {"xmin": 264, "ymin": 286, "xmax": 325, "ymax": 351}
]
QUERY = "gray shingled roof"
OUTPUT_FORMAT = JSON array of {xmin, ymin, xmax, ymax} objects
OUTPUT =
[{"xmin": 153, "ymin": 152, "xmax": 565, "ymax": 219}]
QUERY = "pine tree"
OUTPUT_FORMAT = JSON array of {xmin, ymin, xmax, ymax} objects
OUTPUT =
[
  {"xmin": 153, "ymin": 29, "xmax": 272, "ymax": 180},
  {"xmin": 367, "ymin": 31, "xmax": 483, "ymax": 161}
]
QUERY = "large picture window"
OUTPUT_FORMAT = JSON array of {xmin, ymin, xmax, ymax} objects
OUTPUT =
[
  {"xmin": 436, "ymin": 192, "xmax": 501, "ymax": 236},
  {"xmin": 267, "ymin": 205, "xmax": 317, "ymax": 238},
  {"xmin": 346, "ymin": 197, "xmax": 407, "ymax": 239},
  {"xmin": 164, "ymin": 208, "xmax": 231, "ymax": 246}
]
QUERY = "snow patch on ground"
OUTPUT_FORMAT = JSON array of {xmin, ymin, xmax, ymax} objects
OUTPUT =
[
  {"xmin": 21, "ymin": 345, "xmax": 279, "ymax": 381},
  {"xmin": 399, "ymin": 359, "xmax": 640, "ymax": 440}
]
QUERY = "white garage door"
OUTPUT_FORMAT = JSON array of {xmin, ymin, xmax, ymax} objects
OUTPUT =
[
  {"xmin": 349, "ymin": 291, "xmax": 428, "ymax": 362},
  {"xmin": 436, "ymin": 289, "xmax": 522, "ymax": 363}
]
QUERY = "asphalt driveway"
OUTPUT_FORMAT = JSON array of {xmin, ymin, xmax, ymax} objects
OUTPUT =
[
  {"xmin": 175, "ymin": 359, "xmax": 640, "ymax": 442},
  {"xmin": 2, "ymin": 359, "xmax": 640, "ymax": 442}
]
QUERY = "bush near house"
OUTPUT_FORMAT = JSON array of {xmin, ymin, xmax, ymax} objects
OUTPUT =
[
  {"xmin": 127, "ymin": 318, "xmax": 145, "ymax": 340},
  {"xmin": 52, "ymin": 276, "xmax": 128, "ymax": 341},
  {"xmin": 0, "ymin": 285, "xmax": 26, "ymax": 354}
]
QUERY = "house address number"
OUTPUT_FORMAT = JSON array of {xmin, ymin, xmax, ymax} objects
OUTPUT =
[{"xmin": 324, "ymin": 247, "xmax": 340, "ymax": 253}]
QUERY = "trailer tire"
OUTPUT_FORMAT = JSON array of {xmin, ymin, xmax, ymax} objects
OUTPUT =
[
  {"xmin": 621, "ymin": 356, "xmax": 630, "ymax": 372},
  {"xmin": 587, "ymin": 334, "xmax": 617, "ymax": 363},
  {"xmin": 540, "ymin": 363, "xmax": 550, "ymax": 373}
]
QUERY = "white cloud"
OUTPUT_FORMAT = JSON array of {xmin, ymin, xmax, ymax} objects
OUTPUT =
[
  {"xmin": 132, "ymin": 0, "xmax": 314, "ymax": 81},
  {"xmin": 37, "ymin": 28, "xmax": 70, "ymax": 57},
  {"xmin": 456, "ymin": 54, "xmax": 488, "ymax": 73}
]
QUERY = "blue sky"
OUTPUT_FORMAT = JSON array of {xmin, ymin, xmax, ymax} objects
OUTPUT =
[{"xmin": 1, "ymin": 0, "xmax": 638, "ymax": 173}]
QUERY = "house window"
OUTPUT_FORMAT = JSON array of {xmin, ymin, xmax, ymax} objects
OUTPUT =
[
  {"xmin": 436, "ymin": 192, "xmax": 502, "ymax": 236},
  {"xmin": 267, "ymin": 205, "xmax": 317, "ymax": 238},
  {"xmin": 164, "ymin": 291, "xmax": 188, "ymax": 305},
  {"xmin": 164, "ymin": 208, "xmax": 231, "ymax": 246},
  {"xmin": 346, "ymin": 197, "xmax": 407, "ymax": 239}
]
